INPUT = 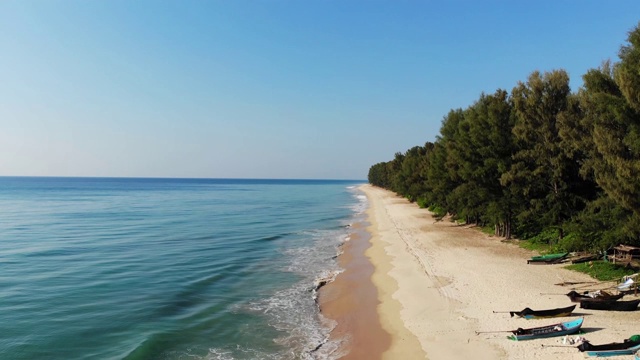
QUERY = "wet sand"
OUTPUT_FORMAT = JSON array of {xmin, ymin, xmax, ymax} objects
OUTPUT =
[{"xmin": 318, "ymin": 222, "xmax": 391, "ymax": 359}]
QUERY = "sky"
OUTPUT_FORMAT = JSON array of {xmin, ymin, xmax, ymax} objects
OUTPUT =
[{"xmin": 1, "ymin": 1, "xmax": 639, "ymax": 180}]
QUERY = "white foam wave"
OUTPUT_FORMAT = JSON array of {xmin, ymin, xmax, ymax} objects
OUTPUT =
[
  {"xmin": 205, "ymin": 348, "xmax": 235, "ymax": 360},
  {"xmin": 205, "ymin": 346, "xmax": 283, "ymax": 360},
  {"xmin": 233, "ymin": 226, "xmax": 350, "ymax": 359},
  {"xmin": 345, "ymin": 188, "xmax": 368, "ymax": 215},
  {"xmin": 312, "ymin": 270, "xmax": 342, "ymax": 297},
  {"xmin": 208, "ymin": 192, "xmax": 361, "ymax": 360}
]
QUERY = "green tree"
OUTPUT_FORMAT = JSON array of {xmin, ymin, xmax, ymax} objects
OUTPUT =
[
  {"xmin": 397, "ymin": 145, "xmax": 431, "ymax": 202},
  {"xmin": 617, "ymin": 23, "xmax": 640, "ymax": 112},
  {"xmin": 465, "ymin": 90, "xmax": 518, "ymax": 237},
  {"xmin": 424, "ymin": 110, "xmax": 465, "ymax": 217},
  {"xmin": 504, "ymin": 70, "xmax": 588, "ymax": 241},
  {"xmin": 567, "ymin": 24, "xmax": 640, "ymax": 244}
]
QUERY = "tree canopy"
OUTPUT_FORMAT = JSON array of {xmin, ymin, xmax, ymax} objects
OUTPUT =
[{"xmin": 368, "ymin": 23, "xmax": 640, "ymax": 251}]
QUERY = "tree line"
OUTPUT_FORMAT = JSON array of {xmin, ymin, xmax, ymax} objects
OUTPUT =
[{"xmin": 368, "ymin": 23, "xmax": 640, "ymax": 252}]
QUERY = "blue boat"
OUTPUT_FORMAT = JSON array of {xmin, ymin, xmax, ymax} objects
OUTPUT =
[
  {"xmin": 508, "ymin": 318, "xmax": 583, "ymax": 341},
  {"xmin": 579, "ymin": 338, "xmax": 640, "ymax": 357}
]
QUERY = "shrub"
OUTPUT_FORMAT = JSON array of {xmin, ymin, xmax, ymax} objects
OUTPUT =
[{"xmin": 565, "ymin": 261, "xmax": 636, "ymax": 281}]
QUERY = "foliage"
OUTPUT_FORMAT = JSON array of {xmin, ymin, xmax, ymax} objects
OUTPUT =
[
  {"xmin": 428, "ymin": 204, "xmax": 447, "ymax": 219},
  {"xmin": 505, "ymin": 70, "xmax": 594, "ymax": 240},
  {"xmin": 526, "ymin": 228, "xmax": 563, "ymax": 246},
  {"xmin": 565, "ymin": 261, "xmax": 637, "ymax": 281},
  {"xmin": 563, "ymin": 195, "xmax": 633, "ymax": 251},
  {"xmin": 515, "ymin": 239, "xmax": 558, "ymax": 254},
  {"xmin": 556, "ymin": 233, "xmax": 584, "ymax": 253},
  {"xmin": 579, "ymin": 46, "xmax": 640, "ymax": 219},
  {"xmin": 416, "ymin": 197, "xmax": 429, "ymax": 209},
  {"xmin": 367, "ymin": 23, "xmax": 640, "ymax": 249},
  {"xmin": 480, "ymin": 225, "xmax": 495, "ymax": 236}
]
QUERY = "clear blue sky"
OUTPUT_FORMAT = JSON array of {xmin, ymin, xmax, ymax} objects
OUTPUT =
[{"xmin": 1, "ymin": 1, "xmax": 638, "ymax": 180}]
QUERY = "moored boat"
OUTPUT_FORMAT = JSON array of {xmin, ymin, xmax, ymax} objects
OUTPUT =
[
  {"xmin": 528, "ymin": 252, "xmax": 569, "ymax": 264},
  {"xmin": 570, "ymin": 253, "xmax": 603, "ymax": 264},
  {"xmin": 566, "ymin": 290, "xmax": 624, "ymax": 303},
  {"xmin": 508, "ymin": 305, "xmax": 576, "ymax": 319},
  {"xmin": 578, "ymin": 335, "xmax": 640, "ymax": 357},
  {"xmin": 580, "ymin": 299, "xmax": 640, "ymax": 311},
  {"xmin": 508, "ymin": 317, "xmax": 583, "ymax": 341}
]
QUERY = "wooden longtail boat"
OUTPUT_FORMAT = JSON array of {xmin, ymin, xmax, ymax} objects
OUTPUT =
[
  {"xmin": 580, "ymin": 299, "xmax": 640, "ymax": 311},
  {"xmin": 507, "ymin": 305, "xmax": 576, "ymax": 319},
  {"xmin": 530, "ymin": 252, "xmax": 569, "ymax": 261},
  {"xmin": 570, "ymin": 253, "xmax": 603, "ymax": 264},
  {"xmin": 578, "ymin": 336, "xmax": 640, "ymax": 357},
  {"xmin": 527, "ymin": 252, "xmax": 569, "ymax": 264},
  {"xmin": 508, "ymin": 318, "xmax": 583, "ymax": 341},
  {"xmin": 566, "ymin": 290, "xmax": 624, "ymax": 303}
]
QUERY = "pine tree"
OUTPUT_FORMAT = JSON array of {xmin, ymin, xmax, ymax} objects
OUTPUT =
[{"xmin": 505, "ymin": 70, "xmax": 587, "ymax": 241}]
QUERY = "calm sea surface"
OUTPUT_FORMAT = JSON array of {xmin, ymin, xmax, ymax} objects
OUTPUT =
[{"xmin": 0, "ymin": 177, "xmax": 366, "ymax": 360}]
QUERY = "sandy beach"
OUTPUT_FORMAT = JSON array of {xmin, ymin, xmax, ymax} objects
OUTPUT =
[
  {"xmin": 319, "ymin": 222, "xmax": 391, "ymax": 359},
  {"xmin": 326, "ymin": 184, "xmax": 640, "ymax": 360}
]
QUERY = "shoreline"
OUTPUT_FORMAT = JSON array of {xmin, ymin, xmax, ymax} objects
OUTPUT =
[
  {"xmin": 326, "ymin": 184, "xmax": 640, "ymax": 360},
  {"xmin": 318, "ymin": 215, "xmax": 391, "ymax": 359}
]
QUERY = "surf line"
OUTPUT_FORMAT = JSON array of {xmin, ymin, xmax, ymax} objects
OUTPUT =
[{"xmin": 308, "ymin": 269, "xmax": 342, "ymax": 355}]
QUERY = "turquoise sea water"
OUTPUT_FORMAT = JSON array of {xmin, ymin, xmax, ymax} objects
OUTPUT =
[{"xmin": 0, "ymin": 177, "xmax": 366, "ymax": 360}]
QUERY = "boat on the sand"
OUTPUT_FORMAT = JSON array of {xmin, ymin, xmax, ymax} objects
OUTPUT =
[
  {"xmin": 570, "ymin": 253, "xmax": 603, "ymax": 264},
  {"xmin": 509, "ymin": 318, "xmax": 583, "ymax": 341},
  {"xmin": 578, "ymin": 335, "xmax": 640, "ymax": 357},
  {"xmin": 527, "ymin": 252, "xmax": 569, "ymax": 264},
  {"xmin": 580, "ymin": 299, "xmax": 640, "ymax": 311},
  {"xmin": 566, "ymin": 290, "xmax": 624, "ymax": 303},
  {"xmin": 507, "ymin": 305, "xmax": 576, "ymax": 319}
]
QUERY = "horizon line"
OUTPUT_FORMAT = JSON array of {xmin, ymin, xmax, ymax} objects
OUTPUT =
[{"xmin": 0, "ymin": 175, "xmax": 367, "ymax": 182}]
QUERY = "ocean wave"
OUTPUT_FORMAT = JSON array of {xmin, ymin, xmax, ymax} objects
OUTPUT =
[
  {"xmin": 231, "ymin": 226, "xmax": 350, "ymax": 359},
  {"xmin": 344, "ymin": 189, "xmax": 368, "ymax": 215},
  {"xmin": 0, "ymin": 178, "xmax": 365, "ymax": 360}
]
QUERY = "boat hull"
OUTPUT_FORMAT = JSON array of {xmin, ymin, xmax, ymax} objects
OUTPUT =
[
  {"xmin": 527, "ymin": 252, "xmax": 569, "ymax": 264},
  {"xmin": 567, "ymin": 291, "xmax": 624, "ymax": 303},
  {"xmin": 511, "ymin": 305, "xmax": 576, "ymax": 319},
  {"xmin": 530, "ymin": 252, "xmax": 569, "ymax": 261},
  {"xmin": 587, "ymin": 346, "xmax": 640, "ymax": 357},
  {"xmin": 584, "ymin": 342, "xmax": 640, "ymax": 357},
  {"xmin": 580, "ymin": 299, "xmax": 640, "ymax": 311},
  {"xmin": 509, "ymin": 318, "xmax": 583, "ymax": 341}
]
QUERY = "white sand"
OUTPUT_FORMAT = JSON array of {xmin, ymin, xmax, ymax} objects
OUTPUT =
[{"xmin": 361, "ymin": 184, "xmax": 640, "ymax": 360}]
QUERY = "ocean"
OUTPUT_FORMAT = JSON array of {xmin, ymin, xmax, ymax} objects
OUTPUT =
[{"xmin": 0, "ymin": 177, "xmax": 366, "ymax": 360}]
